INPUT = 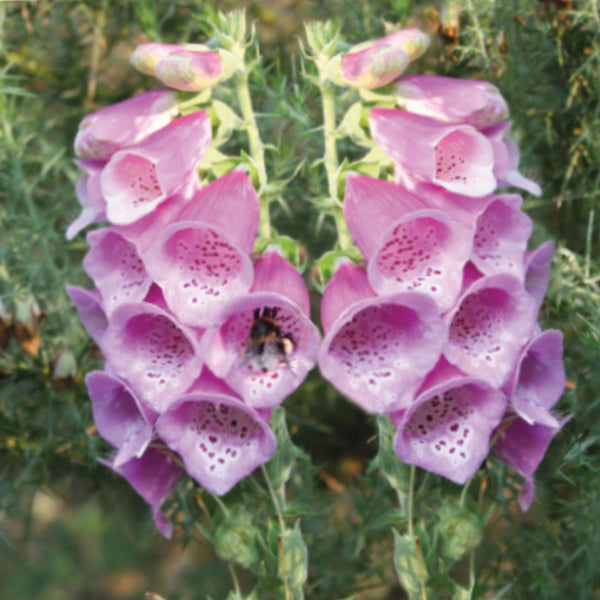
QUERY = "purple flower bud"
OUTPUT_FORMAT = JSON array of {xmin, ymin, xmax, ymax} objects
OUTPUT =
[
  {"xmin": 395, "ymin": 75, "xmax": 509, "ymax": 129},
  {"xmin": 74, "ymin": 89, "xmax": 178, "ymax": 160}
]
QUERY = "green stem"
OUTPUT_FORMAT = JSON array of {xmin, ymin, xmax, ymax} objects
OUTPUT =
[
  {"xmin": 407, "ymin": 464, "xmax": 416, "ymax": 537},
  {"xmin": 319, "ymin": 80, "xmax": 352, "ymax": 250},
  {"xmin": 261, "ymin": 465, "xmax": 292, "ymax": 600},
  {"xmin": 234, "ymin": 69, "xmax": 270, "ymax": 239}
]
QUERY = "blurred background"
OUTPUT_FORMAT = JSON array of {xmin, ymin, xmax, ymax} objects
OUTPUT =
[{"xmin": 0, "ymin": 0, "xmax": 599, "ymax": 598}]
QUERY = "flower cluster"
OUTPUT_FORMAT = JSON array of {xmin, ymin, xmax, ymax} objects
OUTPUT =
[
  {"xmin": 318, "ymin": 75, "xmax": 567, "ymax": 509},
  {"xmin": 67, "ymin": 86, "xmax": 319, "ymax": 536}
]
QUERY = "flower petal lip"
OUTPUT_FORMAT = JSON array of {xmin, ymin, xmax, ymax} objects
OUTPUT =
[
  {"xmin": 101, "ymin": 301, "xmax": 204, "ymax": 413},
  {"xmin": 85, "ymin": 371, "xmax": 156, "ymax": 467},
  {"xmin": 66, "ymin": 286, "xmax": 108, "ymax": 345},
  {"xmin": 524, "ymin": 240, "xmax": 555, "ymax": 309},
  {"xmin": 317, "ymin": 291, "xmax": 448, "ymax": 415},
  {"xmin": 392, "ymin": 359, "xmax": 507, "ymax": 484},
  {"xmin": 443, "ymin": 273, "xmax": 538, "ymax": 389},
  {"xmin": 155, "ymin": 48, "xmax": 224, "ymax": 91},
  {"xmin": 83, "ymin": 228, "xmax": 153, "ymax": 316},
  {"xmin": 143, "ymin": 221, "xmax": 255, "ymax": 328},
  {"xmin": 156, "ymin": 386, "xmax": 277, "ymax": 495},
  {"xmin": 395, "ymin": 75, "xmax": 509, "ymax": 129},
  {"xmin": 370, "ymin": 108, "xmax": 497, "ymax": 197},
  {"xmin": 101, "ymin": 110, "xmax": 211, "ymax": 225},
  {"xmin": 74, "ymin": 89, "xmax": 178, "ymax": 160},
  {"xmin": 201, "ymin": 291, "xmax": 321, "ymax": 408}
]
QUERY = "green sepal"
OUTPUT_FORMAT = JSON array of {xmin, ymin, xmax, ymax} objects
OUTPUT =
[
  {"xmin": 199, "ymin": 147, "xmax": 245, "ymax": 179},
  {"xmin": 209, "ymin": 99, "xmax": 245, "ymax": 146},
  {"xmin": 436, "ymin": 499, "xmax": 483, "ymax": 562},
  {"xmin": 393, "ymin": 529, "xmax": 429, "ymax": 597},
  {"xmin": 213, "ymin": 504, "xmax": 260, "ymax": 569},
  {"xmin": 253, "ymin": 236, "xmax": 306, "ymax": 273},
  {"xmin": 338, "ymin": 102, "xmax": 371, "ymax": 147},
  {"xmin": 369, "ymin": 416, "xmax": 410, "ymax": 492},
  {"xmin": 312, "ymin": 248, "xmax": 363, "ymax": 293}
]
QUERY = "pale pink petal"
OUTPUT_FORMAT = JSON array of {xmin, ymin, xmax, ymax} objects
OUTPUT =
[
  {"xmin": 341, "ymin": 44, "xmax": 409, "ymax": 89},
  {"xmin": 155, "ymin": 48, "xmax": 223, "ymax": 91},
  {"xmin": 130, "ymin": 42, "xmax": 188, "ymax": 75},
  {"xmin": 524, "ymin": 241, "xmax": 555, "ymax": 309}
]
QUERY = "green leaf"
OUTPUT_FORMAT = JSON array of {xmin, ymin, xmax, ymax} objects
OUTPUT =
[
  {"xmin": 313, "ymin": 248, "xmax": 363, "ymax": 292},
  {"xmin": 369, "ymin": 416, "xmax": 410, "ymax": 492}
]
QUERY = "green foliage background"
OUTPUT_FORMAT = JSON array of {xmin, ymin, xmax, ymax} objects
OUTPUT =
[{"xmin": 0, "ymin": 0, "xmax": 599, "ymax": 598}]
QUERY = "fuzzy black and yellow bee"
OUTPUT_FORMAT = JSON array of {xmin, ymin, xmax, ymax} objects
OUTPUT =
[{"xmin": 242, "ymin": 307, "xmax": 295, "ymax": 373}]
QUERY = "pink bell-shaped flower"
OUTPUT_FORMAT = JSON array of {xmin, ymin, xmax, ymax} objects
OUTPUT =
[
  {"xmin": 391, "ymin": 358, "xmax": 506, "ymax": 484},
  {"xmin": 395, "ymin": 75, "xmax": 509, "ymax": 129},
  {"xmin": 444, "ymin": 273, "xmax": 538, "ymax": 388},
  {"xmin": 74, "ymin": 89, "xmax": 178, "ymax": 160},
  {"xmin": 101, "ymin": 301, "xmax": 204, "ymax": 413},
  {"xmin": 66, "ymin": 286, "xmax": 108, "ymax": 346},
  {"xmin": 318, "ymin": 261, "xmax": 447, "ymax": 414},
  {"xmin": 343, "ymin": 174, "xmax": 473, "ymax": 311},
  {"xmin": 100, "ymin": 110, "xmax": 211, "ymax": 225},
  {"xmin": 142, "ymin": 171, "xmax": 259, "ymax": 327},
  {"xmin": 201, "ymin": 250, "xmax": 321, "ymax": 408},
  {"xmin": 370, "ymin": 108, "xmax": 497, "ymax": 197},
  {"xmin": 156, "ymin": 370, "xmax": 277, "ymax": 495}
]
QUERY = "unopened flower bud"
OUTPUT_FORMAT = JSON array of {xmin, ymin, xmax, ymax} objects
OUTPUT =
[
  {"xmin": 340, "ymin": 28, "xmax": 430, "ymax": 89},
  {"xmin": 129, "ymin": 42, "xmax": 187, "ymax": 76},
  {"xmin": 154, "ymin": 48, "xmax": 224, "ymax": 91},
  {"xmin": 13, "ymin": 295, "xmax": 43, "ymax": 356},
  {"xmin": 51, "ymin": 347, "xmax": 77, "ymax": 387}
]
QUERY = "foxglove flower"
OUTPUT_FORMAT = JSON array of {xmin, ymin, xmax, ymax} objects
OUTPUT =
[
  {"xmin": 66, "ymin": 286, "xmax": 108, "ymax": 345},
  {"xmin": 101, "ymin": 110, "xmax": 211, "ymax": 225},
  {"xmin": 130, "ymin": 42, "xmax": 189, "ymax": 75},
  {"xmin": 86, "ymin": 371, "xmax": 156, "ymax": 467},
  {"xmin": 492, "ymin": 415, "xmax": 570, "ymax": 510},
  {"xmin": 318, "ymin": 261, "xmax": 447, "ymax": 414},
  {"xmin": 102, "ymin": 444, "xmax": 183, "ymax": 538},
  {"xmin": 202, "ymin": 250, "xmax": 320, "ymax": 408},
  {"xmin": 524, "ymin": 241, "xmax": 555, "ymax": 309},
  {"xmin": 100, "ymin": 301, "xmax": 204, "ymax": 413},
  {"xmin": 142, "ymin": 171, "xmax": 259, "ymax": 327},
  {"xmin": 74, "ymin": 89, "xmax": 178, "ymax": 160},
  {"xmin": 66, "ymin": 159, "xmax": 107, "ymax": 241},
  {"xmin": 371, "ymin": 108, "xmax": 497, "ymax": 196},
  {"xmin": 444, "ymin": 273, "xmax": 537, "ymax": 388},
  {"xmin": 343, "ymin": 173, "xmax": 472, "ymax": 311},
  {"xmin": 156, "ymin": 370, "xmax": 277, "ymax": 495},
  {"xmin": 391, "ymin": 358, "xmax": 506, "ymax": 484},
  {"xmin": 370, "ymin": 108, "xmax": 541, "ymax": 197},
  {"xmin": 395, "ymin": 75, "xmax": 509, "ymax": 129},
  {"xmin": 502, "ymin": 329, "xmax": 565, "ymax": 428}
]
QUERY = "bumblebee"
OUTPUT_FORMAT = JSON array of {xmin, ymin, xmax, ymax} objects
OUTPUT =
[{"xmin": 242, "ymin": 307, "xmax": 294, "ymax": 373}]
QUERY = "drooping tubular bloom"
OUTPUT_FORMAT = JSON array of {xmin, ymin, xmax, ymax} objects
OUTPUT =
[
  {"xmin": 317, "ymin": 261, "xmax": 448, "ymax": 414},
  {"xmin": 74, "ymin": 89, "xmax": 178, "ymax": 160},
  {"xmin": 100, "ymin": 110, "xmax": 211, "ymax": 225},
  {"xmin": 201, "ymin": 250, "xmax": 321, "ymax": 409}
]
